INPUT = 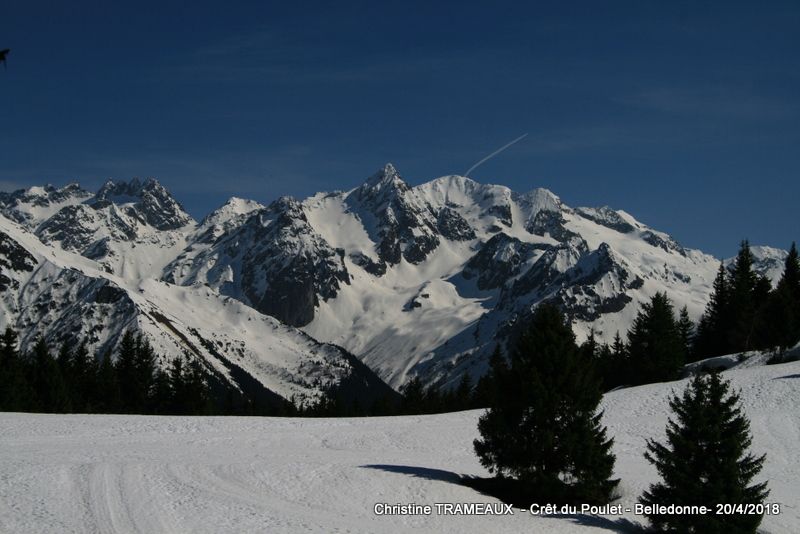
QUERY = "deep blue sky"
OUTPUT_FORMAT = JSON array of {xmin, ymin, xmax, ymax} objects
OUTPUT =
[{"xmin": 2, "ymin": 1, "xmax": 799, "ymax": 257}]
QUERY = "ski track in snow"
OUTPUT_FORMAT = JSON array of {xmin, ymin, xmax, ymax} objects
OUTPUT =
[{"xmin": 1, "ymin": 360, "xmax": 798, "ymax": 534}]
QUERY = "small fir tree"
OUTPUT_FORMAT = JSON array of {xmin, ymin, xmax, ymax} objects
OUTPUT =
[
  {"xmin": 677, "ymin": 306, "xmax": 695, "ymax": 361},
  {"xmin": 640, "ymin": 372, "xmax": 769, "ymax": 533}
]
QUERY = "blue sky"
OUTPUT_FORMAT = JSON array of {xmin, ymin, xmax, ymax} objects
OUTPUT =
[{"xmin": 1, "ymin": 1, "xmax": 798, "ymax": 257}]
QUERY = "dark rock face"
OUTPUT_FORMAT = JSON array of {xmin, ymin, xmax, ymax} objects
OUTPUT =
[
  {"xmin": 94, "ymin": 284, "xmax": 128, "ymax": 304},
  {"xmin": 204, "ymin": 197, "xmax": 351, "ymax": 327},
  {"xmin": 13, "ymin": 269, "xmax": 137, "ymax": 353},
  {"xmin": 483, "ymin": 204, "xmax": 513, "ymax": 226},
  {"xmin": 504, "ymin": 241, "xmax": 635, "ymax": 324},
  {"xmin": 575, "ymin": 206, "xmax": 636, "ymax": 234},
  {"xmin": 0, "ymin": 183, "xmax": 93, "ymax": 226},
  {"xmin": 348, "ymin": 252, "xmax": 387, "ymax": 276},
  {"xmin": 94, "ymin": 178, "xmax": 192, "ymax": 231},
  {"xmin": 462, "ymin": 233, "xmax": 543, "ymax": 290},
  {"xmin": 641, "ymin": 230, "xmax": 686, "ymax": 256},
  {"xmin": 347, "ymin": 164, "xmax": 441, "ymax": 266},
  {"xmin": 525, "ymin": 209, "xmax": 579, "ymax": 241},
  {"xmin": 436, "ymin": 207, "xmax": 475, "ymax": 241},
  {"xmin": 0, "ymin": 231, "xmax": 37, "ymax": 291}
]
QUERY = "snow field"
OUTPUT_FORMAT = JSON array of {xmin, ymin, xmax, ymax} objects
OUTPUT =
[{"xmin": 1, "ymin": 359, "xmax": 798, "ymax": 533}]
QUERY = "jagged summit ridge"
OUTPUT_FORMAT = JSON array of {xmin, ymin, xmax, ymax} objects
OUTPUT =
[{"xmin": 1, "ymin": 164, "xmax": 785, "ymax": 392}]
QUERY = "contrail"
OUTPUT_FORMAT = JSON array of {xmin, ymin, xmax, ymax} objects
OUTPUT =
[{"xmin": 464, "ymin": 133, "xmax": 529, "ymax": 177}]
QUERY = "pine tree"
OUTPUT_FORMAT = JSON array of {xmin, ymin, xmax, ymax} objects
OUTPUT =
[
  {"xmin": 627, "ymin": 293, "xmax": 685, "ymax": 384},
  {"xmin": 473, "ymin": 303, "xmax": 618, "ymax": 504},
  {"xmin": 399, "ymin": 376, "xmax": 427, "ymax": 414},
  {"xmin": 452, "ymin": 372, "xmax": 473, "ymax": 411},
  {"xmin": 694, "ymin": 262, "xmax": 731, "ymax": 358},
  {"xmin": 115, "ymin": 331, "xmax": 138, "ymax": 412},
  {"xmin": 70, "ymin": 342, "xmax": 98, "ymax": 412},
  {"xmin": 0, "ymin": 327, "xmax": 33, "ymax": 411},
  {"xmin": 677, "ymin": 306, "xmax": 695, "ymax": 361},
  {"xmin": 168, "ymin": 357, "xmax": 187, "ymax": 414},
  {"xmin": 133, "ymin": 335, "xmax": 157, "ymax": 410},
  {"xmin": 728, "ymin": 241, "xmax": 760, "ymax": 352},
  {"xmin": 640, "ymin": 372, "xmax": 769, "ymax": 533},
  {"xmin": 762, "ymin": 242, "xmax": 800, "ymax": 352},
  {"xmin": 183, "ymin": 359, "xmax": 212, "ymax": 415},
  {"xmin": 28, "ymin": 338, "xmax": 71, "ymax": 413},
  {"xmin": 97, "ymin": 352, "xmax": 120, "ymax": 413}
]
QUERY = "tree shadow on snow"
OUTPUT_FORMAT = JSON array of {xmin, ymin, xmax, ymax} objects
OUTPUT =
[
  {"xmin": 361, "ymin": 465, "xmax": 646, "ymax": 533},
  {"xmin": 360, "ymin": 464, "xmax": 462, "ymax": 484},
  {"xmin": 773, "ymin": 374, "xmax": 800, "ymax": 380}
]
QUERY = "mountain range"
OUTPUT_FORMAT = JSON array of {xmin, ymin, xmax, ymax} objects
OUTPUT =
[{"xmin": 0, "ymin": 165, "xmax": 787, "ymax": 402}]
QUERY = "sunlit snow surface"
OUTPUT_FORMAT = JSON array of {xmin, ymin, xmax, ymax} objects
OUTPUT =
[{"xmin": 1, "ymin": 360, "xmax": 798, "ymax": 534}]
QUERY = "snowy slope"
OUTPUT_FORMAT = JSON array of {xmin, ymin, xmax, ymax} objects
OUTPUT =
[
  {"xmin": 299, "ymin": 166, "xmax": 726, "ymax": 388},
  {"xmin": 0, "ymin": 213, "xmax": 392, "ymax": 406},
  {"xmin": 1, "ymin": 359, "xmax": 797, "ymax": 533}
]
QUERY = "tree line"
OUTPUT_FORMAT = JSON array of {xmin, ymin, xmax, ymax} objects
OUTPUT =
[
  {"xmin": 588, "ymin": 240, "xmax": 800, "ymax": 390},
  {"xmin": 0, "ymin": 329, "xmax": 214, "ymax": 415}
]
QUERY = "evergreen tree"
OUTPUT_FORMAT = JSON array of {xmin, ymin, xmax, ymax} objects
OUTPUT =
[
  {"xmin": 473, "ymin": 303, "xmax": 618, "ymax": 504},
  {"xmin": 70, "ymin": 342, "xmax": 98, "ymax": 412},
  {"xmin": 183, "ymin": 359, "xmax": 213, "ymax": 415},
  {"xmin": 115, "ymin": 331, "xmax": 139, "ymax": 412},
  {"xmin": 133, "ymin": 336, "xmax": 157, "ymax": 410},
  {"xmin": 399, "ymin": 376, "xmax": 427, "ymax": 414},
  {"xmin": 28, "ymin": 338, "xmax": 71, "ymax": 413},
  {"xmin": 96, "ymin": 352, "xmax": 120, "ymax": 413},
  {"xmin": 640, "ymin": 372, "xmax": 769, "ymax": 533},
  {"xmin": 761, "ymin": 243, "xmax": 800, "ymax": 352},
  {"xmin": 452, "ymin": 372, "xmax": 473, "ymax": 411},
  {"xmin": 0, "ymin": 327, "xmax": 33, "ymax": 411},
  {"xmin": 677, "ymin": 306, "xmax": 695, "ymax": 361},
  {"xmin": 168, "ymin": 357, "xmax": 187, "ymax": 413},
  {"xmin": 727, "ymin": 241, "xmax": 760, "ymax": 352},
  {"xmin": 150, "ymin": 368, "xmax": 172, "ymax": 414},
  {"xmin": 627, "ymin": 293, "xmax": 685, "ymax": 384},
  {"xmin": 694, "ymin": 263, "xmax": 731, "ymax": 358}
]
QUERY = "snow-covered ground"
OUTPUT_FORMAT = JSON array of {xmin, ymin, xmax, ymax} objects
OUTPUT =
[{"xmin": 1, "ymin": 360, "xmax": 798, "ymax": 533}]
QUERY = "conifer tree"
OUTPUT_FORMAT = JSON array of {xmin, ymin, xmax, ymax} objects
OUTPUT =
[
  {"xmin": 471, "ymin": 346, "xmax": 506, "ymax": 408},
  {"xmin": 115, "ymin": 331, "xmax": 139, "ymax": 412},
  {"xmin": 133, "ymin": 336, "xmax": 157, "ymax": 410},
  {"xmin": 627, "ymin": 293, "xmax": 685, "ymax": 384},
  {"xmin": 0, "ymin": 327, "xmax": 33, "ymax": 411},
  {"xmin": 641, "ymin": 372, "xmax": 769, "ymax": 533},
  {"xmin": 694, "ymin": 262, "xmax": 730, "ymax": 358},
  {"xmin": 474, "ymin": 303, "xmax": 618, "ymax": 504},
  {"xmin": 728, "ymin": 240, "xmax": 760, "ymax": 352},
  {"xmin": 168, "ymin": 357, "xmax": 186, "ymax": 413},
  {"xmin": 452, "ymin": 372, "xmax": 473, "ymax": 411},
  {"xmin": 761, "ymin": 242, "xmax": 800, "ymax": 352},
  {"xmin": 399, "ymin": 376, "xmax": 427, "ymax": 414},
  {"xmin": 97, "ymin": 352, "xmax": 120, "ymax": 413},
  {"xmin": 29, "ymin": 338, "xmax": 71, "ymax": 413},
  {"xmin": 677, "ymin": 306, "xmax": 695, "ymax": 361},
  {"xmin": 184, "ymin": 359, "xmax": 212, "ymax": 415},
  {"xmin": 70, "ymin": 342, "xmax": 98, "ymax": 412}
]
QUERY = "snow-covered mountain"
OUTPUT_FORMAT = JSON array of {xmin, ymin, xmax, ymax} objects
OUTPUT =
[
  {"xmin": 0, "ymin": 166, "xmax": 787, "ymax": 394},
  {"xmin": 0, "ymin": 182, "xmax": 393, "ymax": 407}
]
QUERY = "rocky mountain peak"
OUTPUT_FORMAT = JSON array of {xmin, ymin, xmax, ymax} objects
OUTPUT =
[
  {"xmin": 200, "ymin": 197, "xmax": 264, "ymax": 228},
  {"xmin": 355, "ymin": 163, "xmax": 410, "ymax": 201},
  {"xmin": 93, "ymin": 178, "xmax": 193, "ymax": 230},
  {"xmin": 520, "ymin": 187, "xmax": 561, "ymax": 214},
  {"xmin": 0, "ymin": 182, "xmax": 93, "ymax": 227}
]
